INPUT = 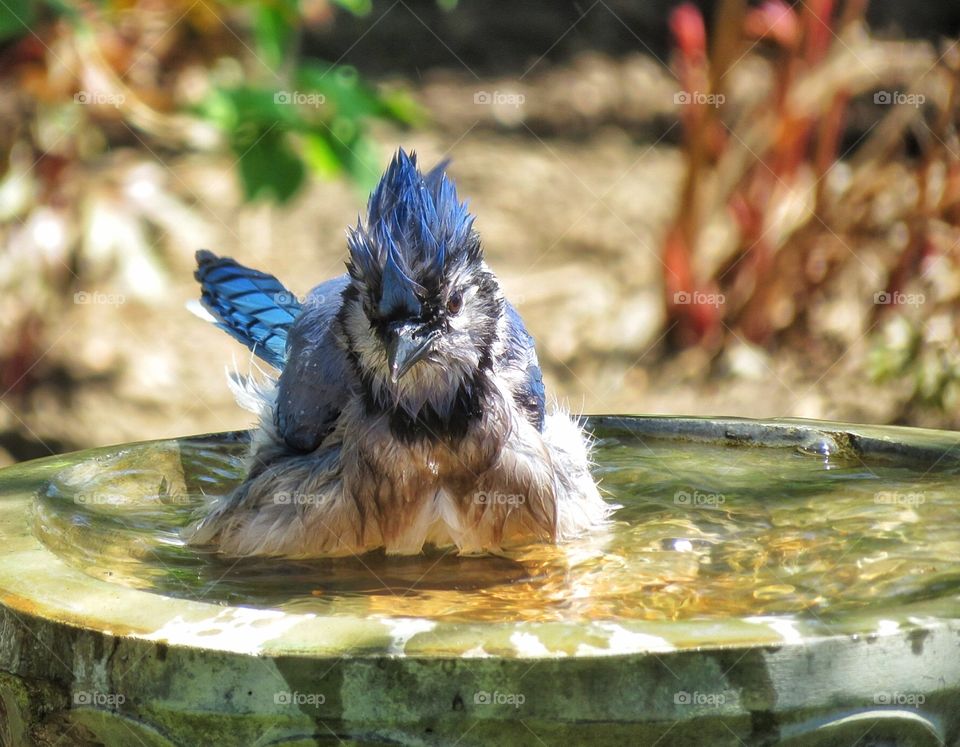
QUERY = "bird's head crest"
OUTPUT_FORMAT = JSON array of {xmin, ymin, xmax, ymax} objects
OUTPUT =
[
  {"xmin": 340, "ymin": 148, "xmax": 502, "ymax": 419},
  {"xmin": 346, "ymin": 148, "xmax": 480, "ymax": 313}
]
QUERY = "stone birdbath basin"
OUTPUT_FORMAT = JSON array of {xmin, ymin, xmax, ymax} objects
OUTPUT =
[{"xmin": 0, "ymin": 416, "xmax": 958, "ymax": 745}]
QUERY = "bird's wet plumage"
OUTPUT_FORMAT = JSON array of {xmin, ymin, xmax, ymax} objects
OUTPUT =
[{"xmin": 189, "ymin": 149, "xmax": 611, "ymax": 557}]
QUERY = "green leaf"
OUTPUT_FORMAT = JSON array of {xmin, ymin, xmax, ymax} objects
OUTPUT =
[
  {"xmin": 193, "ymin": 67, "xmax": 421, "ymax": 200},
  {"xmin": 0, "ymin": 0, "xmax": 34, "ymax": 41},
  {"xmin": 379, "ymin": 89, "xmax": 425, "ymax": 126},
  {"xmin": 233, "ymin": 128, "xmax": 305, "ymax": 203},
  {"xmin": 296, "ymin": 63, "xmax": 390, "ymax": 120},
  {"xmin": 253, "ymin": 1, "xmax": 297, "ymax": 71},
  {"xmin": 301, "ymin": 131, "xmax": 343, "ymax": 179},
  {"xmin": 195, "ymin": 89, "xmax": 240, "ymax": 131},
  {"xmin": 304, "ymin": 123, "xmax": 379, "ymax": 192},
  {"xmin": 331, "ymin": 0, "xmax": 372, "ymax": 16},
  {"xmin": 339, "ymin": 134, "xmax": 381, "ymax": 192},
  {"xmin": 197, "ymin": 86, "xmax": 304, "ymax": 131}
]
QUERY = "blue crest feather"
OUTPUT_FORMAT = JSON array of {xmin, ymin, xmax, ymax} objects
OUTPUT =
[
  {"xmin": 379, "ymin": 239, "xmax": 423, "ymax": 317},
  {"xmin": 346, "ymin": 148, "xmax": 478, "ymax": 296}
]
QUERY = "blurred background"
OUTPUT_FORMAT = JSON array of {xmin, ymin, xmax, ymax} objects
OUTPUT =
[{"xmin": 0, "ymin": 0, "xmax": 959, "ymax": 465}]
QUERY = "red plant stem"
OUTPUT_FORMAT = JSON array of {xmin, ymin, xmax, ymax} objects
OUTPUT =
[
  {"xmin": 667, "ymin": 4, "xmax": 709, "ymax": 340},
  {"xmin": 802, "ymin": 0, "xmax": 836, "ymax": 65},
  {"xmin": 665, "ymin": 0, "xmax": 748, "ymax": 345},
  {"xmin": 812, "ymin": 1, "xmax": 866, "ymax": 207},
  {"xmin": 708, "ymin": 0, "xmax": 748, "ymax": 100},
  {"xmin": 813, "ymin": 90, "xmax": 850, "ymax": 207}
]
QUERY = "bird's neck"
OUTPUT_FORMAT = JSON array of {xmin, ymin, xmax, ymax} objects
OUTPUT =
[
  {"xmin": 337, "ymin": 286, "xmax": 497, "ymax": 443},
  {"xmin": 361, "ymin": 369, "xmax": 491, "ymax": 444}
]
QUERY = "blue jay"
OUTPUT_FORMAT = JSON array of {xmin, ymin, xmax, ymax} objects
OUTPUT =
[{"xmin": 189, "ymin": 149, "xmax": 610, "ymax": 557}]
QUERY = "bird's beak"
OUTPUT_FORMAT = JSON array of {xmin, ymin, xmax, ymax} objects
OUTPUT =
[{"xmin": 387, "ymin": 324, "xmax": 437, "ymax": 383}]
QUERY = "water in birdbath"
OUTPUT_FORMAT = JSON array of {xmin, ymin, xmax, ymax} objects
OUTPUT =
[{"xmin": 30, "ymin": 419, "xmax": 960, "ymax": 627}]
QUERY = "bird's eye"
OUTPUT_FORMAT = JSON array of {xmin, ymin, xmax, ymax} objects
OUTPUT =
[{"xmin": 446, "ymin": 291, "xmax": 463, "ymax": 316}]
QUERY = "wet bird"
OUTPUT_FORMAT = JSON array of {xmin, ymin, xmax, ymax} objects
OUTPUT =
[{"xmin": 189, "ymin": 149, "xmax": 610, "ymax": 557}]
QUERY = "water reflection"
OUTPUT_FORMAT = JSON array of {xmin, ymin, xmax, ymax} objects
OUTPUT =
[{"xmin": 31, "ymin": 426, "xmax": 960, "ymax": 624}]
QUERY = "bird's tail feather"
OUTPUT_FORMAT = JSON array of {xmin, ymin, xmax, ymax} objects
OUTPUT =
[
  {"xmin": 194, "ymin": 250, "xmax": 301, "ymax": 369},
  {"xmin": 225, "ymin": 350, "xmax": 278, "ymax": 415}
]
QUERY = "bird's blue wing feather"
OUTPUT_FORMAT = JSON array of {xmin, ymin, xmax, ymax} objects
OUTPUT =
[
  {"xmin": 275, "ymin": 275, "xmax": 352, "ymax": 452},
  {"xmin": 503, "ymin": 302, "xmax": 546, "ymax": 432},
  {"xmin": 194, "ymin": 250, "xmax": 301, "ymax": 369}
]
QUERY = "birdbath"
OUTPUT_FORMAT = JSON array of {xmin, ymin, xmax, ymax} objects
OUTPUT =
[{"xmin": 0, "ymin": 416, "xmax": 958, "ymax": 745}]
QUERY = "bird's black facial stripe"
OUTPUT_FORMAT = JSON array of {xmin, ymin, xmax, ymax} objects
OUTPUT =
[
  {"xmin": 339, "ymin": 268, "xmax": 502, "ymax": 443},
  {"xmin": 366, "ymin": 278, "xmax": 463, "ymax": 342}
]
